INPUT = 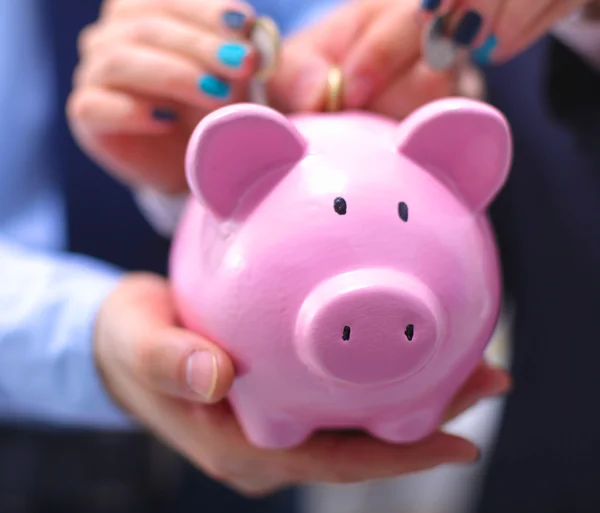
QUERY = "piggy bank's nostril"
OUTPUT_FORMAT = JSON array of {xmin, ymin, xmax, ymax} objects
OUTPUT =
[
  {"xmin": 342, "ymin": 325, "xmax": 351, "ymax": 341},
  {"xmin": 340, "ymin": 324, "xmax": 415, "ymax": 342}
]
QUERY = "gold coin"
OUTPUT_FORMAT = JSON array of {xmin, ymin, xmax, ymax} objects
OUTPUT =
[
  {"xmin": 251, "ymin": 16, "xmax": 281, "ymax": 81},
  {"xmin": 325, "ymin": 66, "xmax": 344, "ymax": 112}
]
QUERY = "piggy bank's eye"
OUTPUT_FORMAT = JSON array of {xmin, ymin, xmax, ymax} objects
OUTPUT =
[
  {"xmin": 404, "ymin": 324, "xmax": 414, "ymax": 341},
  {"xmin": 334, "ymin": 197, "xmax": 347, "ymax": 215},
  {"xmin": 398, "ymin": 202, "xmax": 409, "ymax": 222}
]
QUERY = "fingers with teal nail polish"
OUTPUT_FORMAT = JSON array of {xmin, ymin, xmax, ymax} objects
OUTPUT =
[
  {"xmin": 422, "ymin": 0, "xmax": 442, "ymax": 11},
  {"xmin": 472, "ymin": 34, "xmax": 498, "ymax": 65},
  {"xmin": 449, "ymin": 0, "xmax": 501, "ymax": 54},
  {"xmin": 217, "ymin": 42, "xmax": 249, "ymax": 69},
  {"xmin": 222, "ymin": 10, "xmax": 248, "ymax": 30},
  {"xmin": 420, "ymin": 0, "xmax": 455, "ymax": 16},
  {"xmin": 172, "ymin": 30, "xmax": 254, "ymax": 80},
  {"xmin": 199, "ymin": 75, "xmax": 231, "ymax": 100},
  {"xmin": 79, "ymin": 0, "xmax": 253, "ymax": 113},
  {"xmin": 151, "ymin": 107, "xmax": 178, "ymax": 122}
]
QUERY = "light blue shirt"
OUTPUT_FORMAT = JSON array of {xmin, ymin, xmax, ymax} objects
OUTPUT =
[
  {"xmin": 251, "ymin": 0, "xmax": 344, "ymax": 35},
  {"xmin": 0, "ymin": 0, "xmax": 129, "ymax": 429},
  {"xmin": 0, "ymin": 0, "xmax": 344, "ymax": 429}
]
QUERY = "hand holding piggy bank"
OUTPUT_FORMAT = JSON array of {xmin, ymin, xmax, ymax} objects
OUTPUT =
[{"xmin": 170, "ymin": 98, "xmax": 512, "ymax": 450}]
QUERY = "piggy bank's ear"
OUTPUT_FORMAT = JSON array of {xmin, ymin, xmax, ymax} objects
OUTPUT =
[
  {"xmin": 186, "ymin": 104, "xmax": 307, "ymax": 220},
  {"xmin": 396, "ymin": 98, "xmax": 512, "ymax": 212}
]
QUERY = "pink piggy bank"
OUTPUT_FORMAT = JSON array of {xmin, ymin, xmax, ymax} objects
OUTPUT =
[{"xmin": 170, "ymin": 98, "xmax": 512, "ymax": 449}]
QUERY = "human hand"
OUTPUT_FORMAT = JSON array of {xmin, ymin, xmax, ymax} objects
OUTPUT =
[
  {"xmin": 96, "ymin": 274, "xmax": 510, "ymax": 496},
  {"xmin": 420, "ymin": 0, "xmax": 588, "ymax": 65},
  {"xmin": 269, "ymin": 0, "xmax": 461, "ymax": 119},
  {"xmin": 68, "ymin": 0, "xmax": 258, "ymax": 194}
]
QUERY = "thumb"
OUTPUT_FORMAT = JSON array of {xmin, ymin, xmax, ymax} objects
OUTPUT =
[
  {"xmin": 97, "ymin": 273, "xmax": 235, "ymax": 404},
  {"xmin": 137, "ymin": 325, "xmax": 235, "ymax": 404},
  {"xmin": 267, "ymin": 39, "xmax": 331, "ymax": 113}
]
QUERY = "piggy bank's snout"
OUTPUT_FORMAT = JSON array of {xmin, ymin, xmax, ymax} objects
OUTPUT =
[{"xmin": 295, "ymin": 270, "xmax": 443, "ymax": 386}]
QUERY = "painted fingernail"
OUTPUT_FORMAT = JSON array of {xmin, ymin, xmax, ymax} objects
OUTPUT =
[
  {"xmin": 421, "ymin": 0, "xmax": 442, "ymax": 12},
  {"xmin": 151, "ymin": 107, "xmax": 177, "ymax": 121},
  {"xmin": 198, "ymin": 75, "xmax": 231, "ymax": 99},
  {"xmin": 471, "ymin": 34, "xmax": 498, "ymax": 65},
  {"xmin": 453, "ymin": 10, "xmax": 483, "ymax": 47},
  {"xmin": 186, "ymin": 351, "xmax": 218, "ymax": 400},
  {"xmin": 217, "ymin": 42, "xmax": 248, "ymax": 68},
  {"xmin": 421, "ymin": 0, "xmax": 441, "ymax": 11},
  {"xmin": 222, "ymin": 10, "xmax": 247, "ymax": 30}
]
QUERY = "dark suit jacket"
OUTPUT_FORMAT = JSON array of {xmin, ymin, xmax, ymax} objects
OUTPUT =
[
  {"xmin": 47, "ymin": 0, "xmax": 171, "ymax": 273},
  {"xmin": 475, "ymin": 37, "xmax": 600, "ymax": 513}
]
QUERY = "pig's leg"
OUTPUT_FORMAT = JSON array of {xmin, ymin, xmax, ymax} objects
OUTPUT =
[
  {"xmin": 367, "ymin": 407, "xmax": 443, "ymax": 444},
  {"xmin": 235, "ymin": 404, "xmax": 313, "ymax": 449}
]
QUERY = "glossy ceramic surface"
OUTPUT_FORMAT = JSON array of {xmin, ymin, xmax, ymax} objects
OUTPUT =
[{"xmin": 170, "ymin": 98, "xmax": 512, "ymax": 449}]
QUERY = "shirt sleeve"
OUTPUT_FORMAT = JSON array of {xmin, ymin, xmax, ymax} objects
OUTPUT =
[
  {"xmin": 0, "ymin": 237, "xmax": 136, "ymax": 429},
  {"xmin": 134, "ymin": 187, "xmax": 188, "ymax": 238}
]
